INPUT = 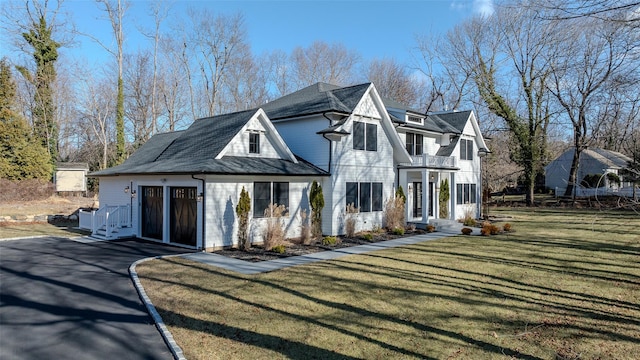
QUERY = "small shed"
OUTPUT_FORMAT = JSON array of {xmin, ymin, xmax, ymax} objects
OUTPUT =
[{"xmin": 55, "ymin": 163, "xmax": 89, "ymax": 193}]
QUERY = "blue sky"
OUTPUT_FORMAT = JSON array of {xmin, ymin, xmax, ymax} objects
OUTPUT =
[{"xmin": 1, "ymin": 0, "xmax": 494, "ymax": 69}]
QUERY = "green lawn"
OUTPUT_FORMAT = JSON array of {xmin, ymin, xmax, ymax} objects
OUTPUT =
[
  {"xmin": 137, "ymin": 208, "xmax": 640, "ymax": 359},
  {"xmin": 0, "ymin": 222, "xmax": 89, "ymax": 239}
]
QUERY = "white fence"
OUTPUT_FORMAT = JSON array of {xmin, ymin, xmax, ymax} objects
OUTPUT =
[
  {"xmin": 554, "ymin": 186, "xmax": 639, "ymax": 200},
  {"xmin": 78, "ymin": 204, "xmax": 131, "ymax": 237}
]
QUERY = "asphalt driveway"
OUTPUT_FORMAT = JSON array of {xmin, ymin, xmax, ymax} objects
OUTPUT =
[{"xmin": 0, "ymin": 237, "xmax": 192, "ymax": 360}]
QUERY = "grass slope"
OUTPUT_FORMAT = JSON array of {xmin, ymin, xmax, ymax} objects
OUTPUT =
[{"xmin": 137, "ymin": 208, "xmax": 640, "ymax": 359}]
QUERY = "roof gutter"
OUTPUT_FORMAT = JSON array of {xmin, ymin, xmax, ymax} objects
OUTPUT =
[{"xmin": 322, "ymin": 112, "xmax": 349, "ymax": 174}]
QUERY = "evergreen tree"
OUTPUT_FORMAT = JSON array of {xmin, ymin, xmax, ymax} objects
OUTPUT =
[
  {"xmin": 309, "ymin": 180, "xmax": 325, "ymax": 238},
  {"xmin": 0, "ymin": 58, "xmax": 51, "ymax": 180},
  {"xmin": 16, "ymin": 15, "xmax": 61, "ymax": 167}
]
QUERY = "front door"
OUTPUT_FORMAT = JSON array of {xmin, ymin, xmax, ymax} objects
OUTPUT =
[
  {"xmin": 141, "ymin": 186, "xmax": 163, "ymax": 240},
  {"xmin": 413, "ymin": 182, "xmax": 422, "ymax": 218},
  {"xmin": 170, "ymin": 187, "xmax": 197, "ymax": 246}
]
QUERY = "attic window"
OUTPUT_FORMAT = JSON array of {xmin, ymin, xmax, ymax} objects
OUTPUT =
[
  {"xmin": 249, "ymin": 133, "xmax": 260, "ymax": 154},
  {"xmin": 407, "ymin": 115, "xmax": 423, "ymax": 124},
  {"xmin": 353, "ymin": 121, "xmax": 377, "ymax": 152},
  {"xmin": 460, "ymin": 139, "xmax": 474, "ymax": 160}
]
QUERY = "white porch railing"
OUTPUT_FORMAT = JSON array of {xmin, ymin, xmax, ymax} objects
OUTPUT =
[
  {"xmin": 78, "ymin": 204, "xmax": 131, "ymax": 238},
  {"xmin": 400, "ymin": 154, "xmax": 457, "ymax": 168}
]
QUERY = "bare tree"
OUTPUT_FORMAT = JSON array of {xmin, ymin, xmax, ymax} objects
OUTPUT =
[
  {"xmin": 265, "ymin": 49, "xmax": 291, "ymax": 98},
  {"xmin": 290, "ymin": 41, "xmax": 360, "ymax": 89},
  {"xmin": 186, "ymin": 10, "xmax": 246, "ymax": 117},
  {"xmin": 93, "ymin": 0, "xmax": 128, "ymax": 164},
  {"xmin": 444, "ymin": 5, "xmax": 557, "ymax": 205},
  {"xmin": 1, "ymin": 0, "xmax": 73, "ymax": 167},
  {"xmin": 158, "ymin": 36, "xmax": 190, "ymax": 131},
  {"xmin": 414, "ymin": 33, "xmax": 474, "ymax": 113},
  {"xmin": 547, "ymin": 17, "xmax": 634, "ymax": 197},
  {"xmin": 75, "ymin": 69, "xmax": 115, "ymax": 170},
  {"xmin": 221, "ymin": 45, "xmax": 270, "ymax": 113},
  {"xmin": 363, "ymin": 58, "xmax": 419, "ymax": 107}
]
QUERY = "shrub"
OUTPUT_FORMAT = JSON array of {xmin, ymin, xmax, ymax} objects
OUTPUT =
[
  {"xmin": 426, "ymin": 224, "xmax": 436, "ymax": 233},
  {"xmin": 309, "ymin": 181, "xmax": 324, "ymax": 239},
  {"xmin": 361, "ymin": 233, "xmax": 373, "ymax": 241},
  {"xmin": 299, "ymin": 209, "xmax": 311, "ymax": 244},
  {"xmin": 262, "ymin": 203, "xmax": 287, "ymax": 250},
  {"xmin": 384, "ymin": 189, "xmax": 405, "ymax": 231},
  {"xmin": 393, "ymin": 227, "xmax": 405, "ymax": 235},
  {"xmin": 235, "ymin": 187, "xmax": 251, "ymax": 250},
  {"xmin": 270, "ymin": 244, "xmax": 286, "ymax": 254},
  {"xmin": 322, "ymin": 236, "xmax": 338, "ymax": 246},
  {"xmin": 344, "ymin": 203, "xmax": 358, "ymax": 238},
  {"xmin": 439, "ymin": 179, "xmax": 450, "ymax": 218},
  {"xmin": 503, "ymin": 223, "xmax": 512, "ymax": 232},
  {"xmin": 481, "ymin": 222, "xmax": 492, "ymax": 236},
  {"xmin": 459, "ymin": 205, "xmax": 476, "ymax": 226},
  {"xmin": 461, "ymin": 227, "xmax": 473, "ymax": 235},
  {"xmin": 406, "ymin": 223, "xmax": 416, "ymax": 231},
  {"xmin": 490, "ymin": 224, "xmax": 500, "ymax": 235}
]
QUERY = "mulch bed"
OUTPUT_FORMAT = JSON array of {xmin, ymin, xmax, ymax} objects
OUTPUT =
[{"xmin": 214, "ymin": 229, "xmax": 428, "ymax": 262}]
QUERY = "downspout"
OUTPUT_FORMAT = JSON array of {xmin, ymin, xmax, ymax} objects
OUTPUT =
[
  {"xmin": 192, "ymin": 174, "xmax": 205, "ymax": 251},
  {"xmin": 321, "ymin": 112, "xmax": 334, "ymax": 174}
]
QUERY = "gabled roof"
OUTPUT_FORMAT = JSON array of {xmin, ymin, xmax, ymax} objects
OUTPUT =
[
  {"xmin": 431, "ymin": 111, "xmax": 473, "ymax": 133},
  {"xmin": 583, "ymin": 148, "xmax": 631, "ymax": 169},
  {"xmin": 262, "ymin": 82, "xmax": 371, "ymax": 120},
  {"xmin": 91, "ymin": 109, "xmax": 328, "ymax": 177}
]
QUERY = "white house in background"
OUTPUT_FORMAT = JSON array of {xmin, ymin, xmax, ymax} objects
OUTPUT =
[
  {"xmin": 84, "ymin": 82, "xmax": 488, "ymax": 250},
  {"xmin": 545, "ymin": 147, "xmax": 635, "ymax": 197}
]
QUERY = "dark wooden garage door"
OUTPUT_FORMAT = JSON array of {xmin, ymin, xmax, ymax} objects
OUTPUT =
[
  {"xmin": 170, "ymin": 187, "xmax": 197, "ymax": 246},
  {"xmin": 142, "ymin": 186, "xmax": 163, "ymax": 240}
]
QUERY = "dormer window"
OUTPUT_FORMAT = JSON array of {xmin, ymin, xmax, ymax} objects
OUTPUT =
[
  {"xmin": 407, "ymin": 115, "xmax": 424, "ymax": 124},
  {"xmin": 249, "ymin": 132, "xmax": 260, "ymax": 154}
]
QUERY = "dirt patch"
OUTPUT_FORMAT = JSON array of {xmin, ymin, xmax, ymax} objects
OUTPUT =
[{"xmin": 214, "ymin": 229, "xmax": 428, "ymax": 262}]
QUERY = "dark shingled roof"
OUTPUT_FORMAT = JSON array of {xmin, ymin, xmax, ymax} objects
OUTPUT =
[
  {"xmin": 262, "ymin": 82, "xmax": 371, "ymax": 120},
  {"xmin": 91, "ymin": 109, "xmax": 328, "ymax": 177},
  {"xmin": 431, "ymin": 111, "xmax": 472, "ymax": 133}
]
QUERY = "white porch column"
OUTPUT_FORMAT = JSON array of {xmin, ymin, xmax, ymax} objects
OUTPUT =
[
  {"xmin": 398, "ymin": 169, "xmax": 410, "ymax": 223},
  {"xmin": 422, "ymin": 170, "xmax": 429, "ymax": 224},
  {"xmin": 450, "ymin": 172, "xmax": 456, "ymax": 221}
]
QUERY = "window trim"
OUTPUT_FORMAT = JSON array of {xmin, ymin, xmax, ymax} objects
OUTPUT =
[
  {"xmin": 456, "ymin": 183, "xmax": 477, "ymax": 205},
  {"xmin": 346, "ymin": 182, "xmax": 383, "ymax": 213},
  {"xmin": 253, "ymin": 181, "xmax": 289, "ymax": 218},
  {"xmin": 352, "ymin": 121, "xmax": 377, "ymax": 152},
  {"xmin": 460, "ymin": 139, "xmax": 474, "ymax": 161},
  {"xmin": 249, "ymin": 132, "xmax": 260, "ymax": 154}
]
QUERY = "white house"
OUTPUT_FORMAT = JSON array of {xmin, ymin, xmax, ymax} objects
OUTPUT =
[
  {"xmin": 545, "ymin": 147, "xmax": 636, "ymax": 197},
  {"xmin": 84, "ymin": 82, "xmax": 488, "ymax": 250}
]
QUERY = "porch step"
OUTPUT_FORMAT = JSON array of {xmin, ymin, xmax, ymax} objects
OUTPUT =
[{"xmin": 428, "ymin": 219, "xmax": 466, "ymax": 234}]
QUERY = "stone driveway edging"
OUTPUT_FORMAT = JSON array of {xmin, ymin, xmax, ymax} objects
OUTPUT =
[{"xmin": 130, "ymin": 255, "xmax": 189, "ymax": 360}]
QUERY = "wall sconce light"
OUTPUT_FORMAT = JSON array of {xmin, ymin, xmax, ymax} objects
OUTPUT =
[
  {"xmin": 161, "ymin": 178, "xmax": 167, "ymax": 183},
  {"xmin": 124, "ymin": 185, "xmax": 130, "ymax": 193},
  {"xmin": 130, "ymin": 189, "xmax": 137, "ymax": 198},
  {"xmin": 197, "ymin": 192, "xmax": 204, "ymax": 202}
]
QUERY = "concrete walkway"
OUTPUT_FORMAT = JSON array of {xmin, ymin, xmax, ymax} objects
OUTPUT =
[{"xmin": 182, "ymin": 229, "xmax": 462, "ymax": 275}]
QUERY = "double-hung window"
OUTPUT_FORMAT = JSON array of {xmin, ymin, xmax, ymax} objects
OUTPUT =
[
  {"xmin": 346, "ymin": 182, "xmax": 383, "ymax": 212},
  {"xmin": 353, "ymin": 121, "xmax": 377, "ymax": 151},
  {"xmin": 249, "ymin": 133, "xmax": 260, "ymax": 154},
  {"xmin": 460, "ymin": 139, "xmax": 474, "ymax": 160},
  {"xmin": 406, "ymin": 132, "xmax": 423, "ymax": 155},
  {"xmin": 456, "ymin": 183, "xmax": 477, "ymax": 204},
  {"xmin": 253, "ymin": 182, "xmax": 289, "ymax": 217}
]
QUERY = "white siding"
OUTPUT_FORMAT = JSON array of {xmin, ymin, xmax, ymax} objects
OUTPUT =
[
  {"xmin": 272, "ymin": 116, "xmax": 331, "ymax": 170},
  {"xmin": 353, "ymin": 93, "xmax": 381, "ymax": 118},
  {"xmin": 99, "ymin": 175, "xmax": 203, "ymax": 246},
  {"xmin": 203, "ymin": 175, "xmax": 316, "ymax": 249},
  {"xmin": 325, "ymin": 113, "xmax": 396, "ymax": 235},
  {"xmin": 223, "ymin": 116, "xmax": 281, "ymax": 159}
]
